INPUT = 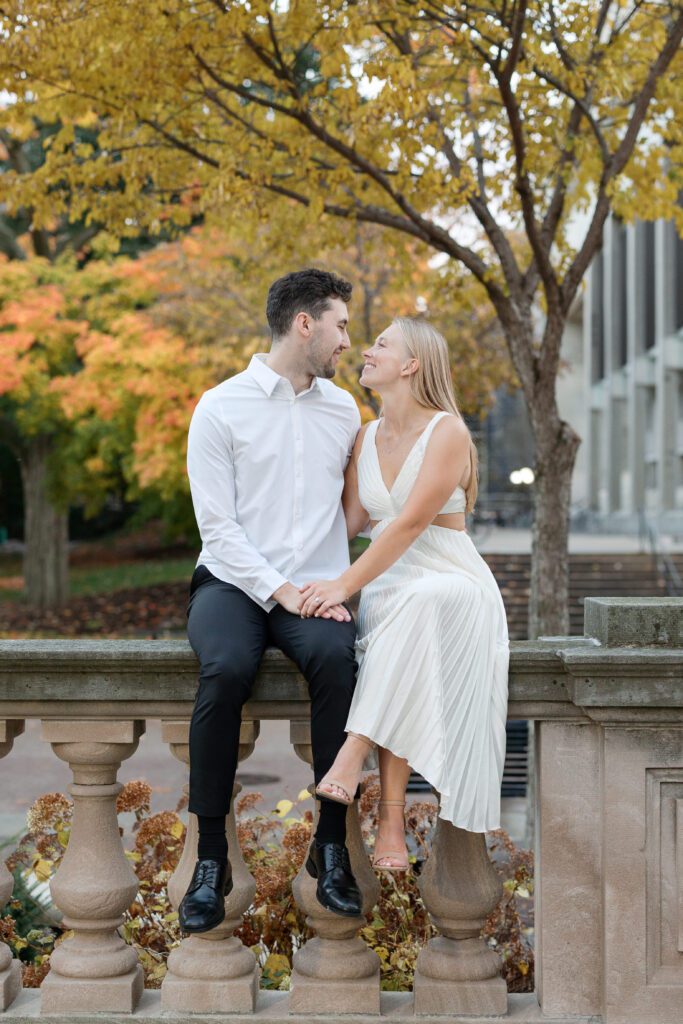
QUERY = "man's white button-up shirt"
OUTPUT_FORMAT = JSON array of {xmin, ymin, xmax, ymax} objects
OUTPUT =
[{"xmin": 187, "ymin": 353, "xmax": 361, "ymax": 611}]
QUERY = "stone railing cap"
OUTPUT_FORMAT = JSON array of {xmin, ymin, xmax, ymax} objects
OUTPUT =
[{"xmin": 583, "ymin": 596, "xmax": 683, "ymax": 648}]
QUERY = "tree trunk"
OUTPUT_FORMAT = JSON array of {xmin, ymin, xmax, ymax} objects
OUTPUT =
[
  {"xmin": 528, "ymin": 420, "xmax": 580, "ymax": 638},
  {"xmin": 19, "ymin": 437, "xmax": 69, "ymax": 610}
]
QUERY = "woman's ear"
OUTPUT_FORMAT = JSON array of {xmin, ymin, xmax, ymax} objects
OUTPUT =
[{"xmin": 400, "ymin": 358, "xmax": 419, "ymax": 377}]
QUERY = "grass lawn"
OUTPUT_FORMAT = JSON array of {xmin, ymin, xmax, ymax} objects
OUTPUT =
[
  {"xmin": 0, "ymin": 537, "xmax": 370, "ymax": 605},
  {"xmin": 0, "ymin": 556, "xmax": 197, "ymax": 603}
]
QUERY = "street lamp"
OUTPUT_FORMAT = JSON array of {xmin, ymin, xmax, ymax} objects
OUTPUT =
[{"xmin": 509, "ymin": 467, "xmax": 535, "ymax": 486}]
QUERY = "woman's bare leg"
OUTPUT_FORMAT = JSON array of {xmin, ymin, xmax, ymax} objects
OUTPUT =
[
  {"xmin": 375, "ymin": 746, "xmax": 411, "ymax": 868},
  {"xmin": 316, "ymin": 732, "xmax": 373, "ymax": 802}
]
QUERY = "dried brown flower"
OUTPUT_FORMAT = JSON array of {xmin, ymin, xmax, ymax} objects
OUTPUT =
[
  {"xmin": 22, "ymin": 961, "xmax": 50, "ymax": 988},
  {"xmin": 26, "ymin": 793, "xmax": 72, "ymax": 834},
  {"xmin": 236, "ymin": 791, "xmax": 263, "ymax": 815},
  {"xmin": 135, "ymin": 812, "xmax": 182, "ymax": 851},
  {"xmin": 116, "ymin": 780, "xmax": 152, "ymax": 815},
  {"xmin": 281, "ymin": 822, "xmax": 312, "ymax": 867}
]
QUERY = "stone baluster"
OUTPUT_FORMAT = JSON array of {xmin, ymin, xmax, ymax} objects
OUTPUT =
[
  {"xmin": 0, "ymin": 720, "xmax": 24, "ymax": 1009},
  {"xmin": 39, "ymin": 719, "xmax": 145, "ymax": 1013},
  {"xmin": 160, "ymin": 719, "xmax": 260, "ymax": 1012},
  {"xmin": 289, "ymin": 720, "xmax": 381, "ymax": 1015},
  {"xmin": 413, "ymin": 814, "xmax": 507, "ymax": 1015}
]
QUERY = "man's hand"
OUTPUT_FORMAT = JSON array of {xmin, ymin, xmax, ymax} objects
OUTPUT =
[
  {"xmin": 272, "ymin": 582, "xmax": 304, "ymax": 615},
  {"xmin": 272, "ymin": 582, "xmax": 350, "ymax": 623}
]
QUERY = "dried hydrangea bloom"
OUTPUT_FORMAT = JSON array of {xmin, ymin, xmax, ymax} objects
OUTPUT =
[
  {"xmin": 26, "ymin": 793, "xmax": 72, "ymax": 834},
  {"xmin": 135, "ymin": 812, "xmax": 182, "ymax": 851},
  {"xmin": 116, "ymin": 779, "xmax": 152, "ymax": 815}
]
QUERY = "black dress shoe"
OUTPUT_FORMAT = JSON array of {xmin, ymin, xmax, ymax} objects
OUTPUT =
[
  {"xmin": 305, "ymin": 842, "xmax": 362, "ymax": 917},
  {"xmin": 178, "ymin": 858, "xmax": 233, "ymax": 933}
]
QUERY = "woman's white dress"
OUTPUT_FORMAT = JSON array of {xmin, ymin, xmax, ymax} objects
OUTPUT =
[{"xmin": 345, "ymin": 412, "xmax": 509, "ymax": 832}]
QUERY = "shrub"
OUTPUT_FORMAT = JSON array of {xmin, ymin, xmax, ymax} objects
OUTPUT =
[{"xmin": 3, "ymin": 777, "xmax": 534, "ymax": 992}]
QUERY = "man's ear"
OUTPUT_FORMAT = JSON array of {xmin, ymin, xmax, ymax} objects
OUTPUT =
[{"xmin": 293, "ymin": 310, "xmax": 311, "ymax": 337}]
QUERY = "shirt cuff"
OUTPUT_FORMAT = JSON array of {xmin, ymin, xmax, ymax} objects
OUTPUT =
[{"xmin": 254, "ymin": 569, "xmax": 290, "ymax": 604}]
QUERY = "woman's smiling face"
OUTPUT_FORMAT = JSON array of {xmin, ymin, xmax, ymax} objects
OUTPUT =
[{"xmin": 359, "ymin": 322, "xmax": 415, "ymax": 390}]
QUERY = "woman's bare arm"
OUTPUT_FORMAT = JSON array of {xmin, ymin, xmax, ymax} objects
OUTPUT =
[{"xmin": 342, "ymin": 422, "xmax": 371, "ymax": 539}]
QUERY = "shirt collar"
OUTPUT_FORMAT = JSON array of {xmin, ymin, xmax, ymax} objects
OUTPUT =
[{"xmin": 247, "ymin": 353, "xmax": 322, "ymax": 397}]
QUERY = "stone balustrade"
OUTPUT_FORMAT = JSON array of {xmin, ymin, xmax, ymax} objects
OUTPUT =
[{"xmin": 0, "ymin": 596, "xmax": 680, "ymax": 1023}]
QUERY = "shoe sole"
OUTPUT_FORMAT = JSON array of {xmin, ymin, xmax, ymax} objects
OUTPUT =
[
  {"xmin": 305, "ymin": 855, "xmax": 362, "ymax": 918},
  {"xmin": 178, "ymin": 876, "xmax": 234, "ymax": 935}
]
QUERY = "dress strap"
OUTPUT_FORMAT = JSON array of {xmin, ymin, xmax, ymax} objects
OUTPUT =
[
  {"xmin": 359, "ymin": 418, "xmax": 381, "ymax": 462},
  {"xmin": 420, "ymin": 411, "xmax": 450, "ymax": 447}
]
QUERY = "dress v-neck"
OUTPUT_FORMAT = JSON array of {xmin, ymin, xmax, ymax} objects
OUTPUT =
[{"xmin": 372, "ymin": 413, "xmax": 444, "ymax": 497}]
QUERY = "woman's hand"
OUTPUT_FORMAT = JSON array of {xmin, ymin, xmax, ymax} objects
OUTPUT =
[{"xmin": 299, "ymin": 579, "xmax": 349, "ymax": 618}]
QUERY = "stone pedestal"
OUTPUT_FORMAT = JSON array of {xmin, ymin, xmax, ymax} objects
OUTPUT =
[
  {"xmin": 0, "ymin": 720, "xmax": 24, "ymax": 1009},
  {"xmin": 414, "ymin": 818, "xmax": 507, "ymax": 1017},
  {"xmin": 160, "ymin": 720, "xmax": 259, "ymax": 1013},
  {"xmin": 39, "ymin": 719, "xmax": 145, "ymax": 1013},
  {"xmin": 546, "ymin": 597, "xmax": 683, "ymax": 1024},
  {"xmin": 289, "ymin": 721, "xmax": 381, "ymax": 1015}
]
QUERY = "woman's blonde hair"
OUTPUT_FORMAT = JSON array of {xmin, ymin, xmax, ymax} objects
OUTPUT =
[{"xmin": 393, "ymin": 316, "xmax": 478, "ymax": 513}]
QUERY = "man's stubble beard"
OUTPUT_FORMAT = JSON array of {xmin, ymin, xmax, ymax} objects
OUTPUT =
[{"xmin": 308, "ymin": 333, "xmax": 337, "ymax": 380}]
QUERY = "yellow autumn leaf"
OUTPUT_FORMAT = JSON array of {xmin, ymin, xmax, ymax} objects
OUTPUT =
[
  {"xmin": 261, "ymin": 953, "xmax": 290, "ymax": 983},
  {"xmin": 274, "ymin": 799, "xmax": 293, "ymax": 817},
  {"xmin": 169, "ymin": 819, "xmax": 184, "ymax": 839},
  {"xmin": 297, "ymin": 789, "xmax": 312, "ymax": 802},
  {"xmin": 33, "ymin": 859, "xmax": 53, "ymax": 882}
]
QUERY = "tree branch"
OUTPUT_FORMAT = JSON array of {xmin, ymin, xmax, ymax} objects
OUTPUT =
[
  {"xmin": 562, "ymin": 8, "xmax": 683, "ymax": 307},
  {"xmin": 0, "ymin": 217, "xmax": 27, "ymax": 260}
]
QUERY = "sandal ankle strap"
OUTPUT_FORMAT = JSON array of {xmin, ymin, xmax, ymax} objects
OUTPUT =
[{"xmin": 347, "ymin": 731, "xmax": 376, "ymax": 751}]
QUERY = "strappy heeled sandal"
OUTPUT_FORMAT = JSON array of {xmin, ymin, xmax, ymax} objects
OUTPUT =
[
  {"xmin": 315, "ymin": 733, "xmax": 376, "ymax": 806},
  {"xmin": 372, "ymin": 799, "xmax": 409, "ymax": 872}
]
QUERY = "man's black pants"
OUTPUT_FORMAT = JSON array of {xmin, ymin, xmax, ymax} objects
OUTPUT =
[{"xmin": 186, "ymin": 565, "xmax": 358, "ymax": 816}]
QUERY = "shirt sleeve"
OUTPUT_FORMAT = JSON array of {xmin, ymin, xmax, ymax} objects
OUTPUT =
[
  {"xmin": 345, "ymin": 400, "xmax": 362, "ymax": 467},
  {"xmin": 186, "ymin": 398, "xmax": 288, "ymax": 604}
]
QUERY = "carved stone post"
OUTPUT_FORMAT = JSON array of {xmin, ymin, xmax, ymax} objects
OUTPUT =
[
  {"xmin": 414, "ymin": 815, "xmax": 507, "ymax": 1016},
  {"xmin": 289, "ymin": 720, "xmax": 381, "ymax": 1015},
  {"xmin": 160, "ymin": 719, "xmax": 260, "ymax": 1012},
  {"xmin": 39, "ymin": 719, "xmax": 145, "ymax": 1013},
  {"xmin": 0, "ymin": 721, "xmax": 24, "ymax": 1009}
]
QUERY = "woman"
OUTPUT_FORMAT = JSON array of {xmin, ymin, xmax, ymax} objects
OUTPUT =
[{"xmin": 299, "ymin": 317, "xmax": 509, "ymax": 871}]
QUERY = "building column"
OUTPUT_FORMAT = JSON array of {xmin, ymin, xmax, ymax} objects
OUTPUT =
[
  {"xmin": 655, "ymin": 220, "xmax": 677, "ymax": 515},
  {"xmin": 626, "ymin": 223, "xmax": 648, "ymax": 516}
]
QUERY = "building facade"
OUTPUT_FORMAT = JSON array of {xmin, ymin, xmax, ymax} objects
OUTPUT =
[{"xmin": 566, "ymin": 216, "xmax": 683, "ymax": 533}]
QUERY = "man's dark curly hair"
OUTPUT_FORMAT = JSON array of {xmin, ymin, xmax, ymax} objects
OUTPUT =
[{"xmin": 266, "ymin": 269, "xmax": 352, "ymax": 339}]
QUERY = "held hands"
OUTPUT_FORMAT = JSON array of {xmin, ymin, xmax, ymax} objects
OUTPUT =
[
  {"xmin": 299, "ymin": 579, "xmax": 349, "ymax": 619},
  {"xmin": 273, "ymin": 582, "xmax": 350, "ymax": 623}
]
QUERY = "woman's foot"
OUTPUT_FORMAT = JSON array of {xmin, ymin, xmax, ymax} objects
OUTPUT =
[
  {"xmin": 372, "ymin": 799, "xmax": 409, "ymax": 872},
  {"xmin": 315, "ymin": 733, "xmax": 374, "ymax": 805}
]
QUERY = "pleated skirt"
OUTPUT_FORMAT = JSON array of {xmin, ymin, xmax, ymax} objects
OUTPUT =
[{"xmin": 346, "ymin": 522, "xmax": 509, "ymax": 832}]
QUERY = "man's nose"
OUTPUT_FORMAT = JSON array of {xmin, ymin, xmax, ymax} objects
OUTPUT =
[{"xmin": 341, "ymin": 332, "xmax": 351, "ymax": 350}]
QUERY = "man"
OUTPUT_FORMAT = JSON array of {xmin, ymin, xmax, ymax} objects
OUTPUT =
[{"xmin": 179, "ymin": 269, "xmax": 362, "ymax": 933}]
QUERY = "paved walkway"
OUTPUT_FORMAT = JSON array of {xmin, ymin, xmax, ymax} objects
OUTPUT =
[{"xmin": 472, "ymin": 526, "xmax": 683, "ymax": 554}]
